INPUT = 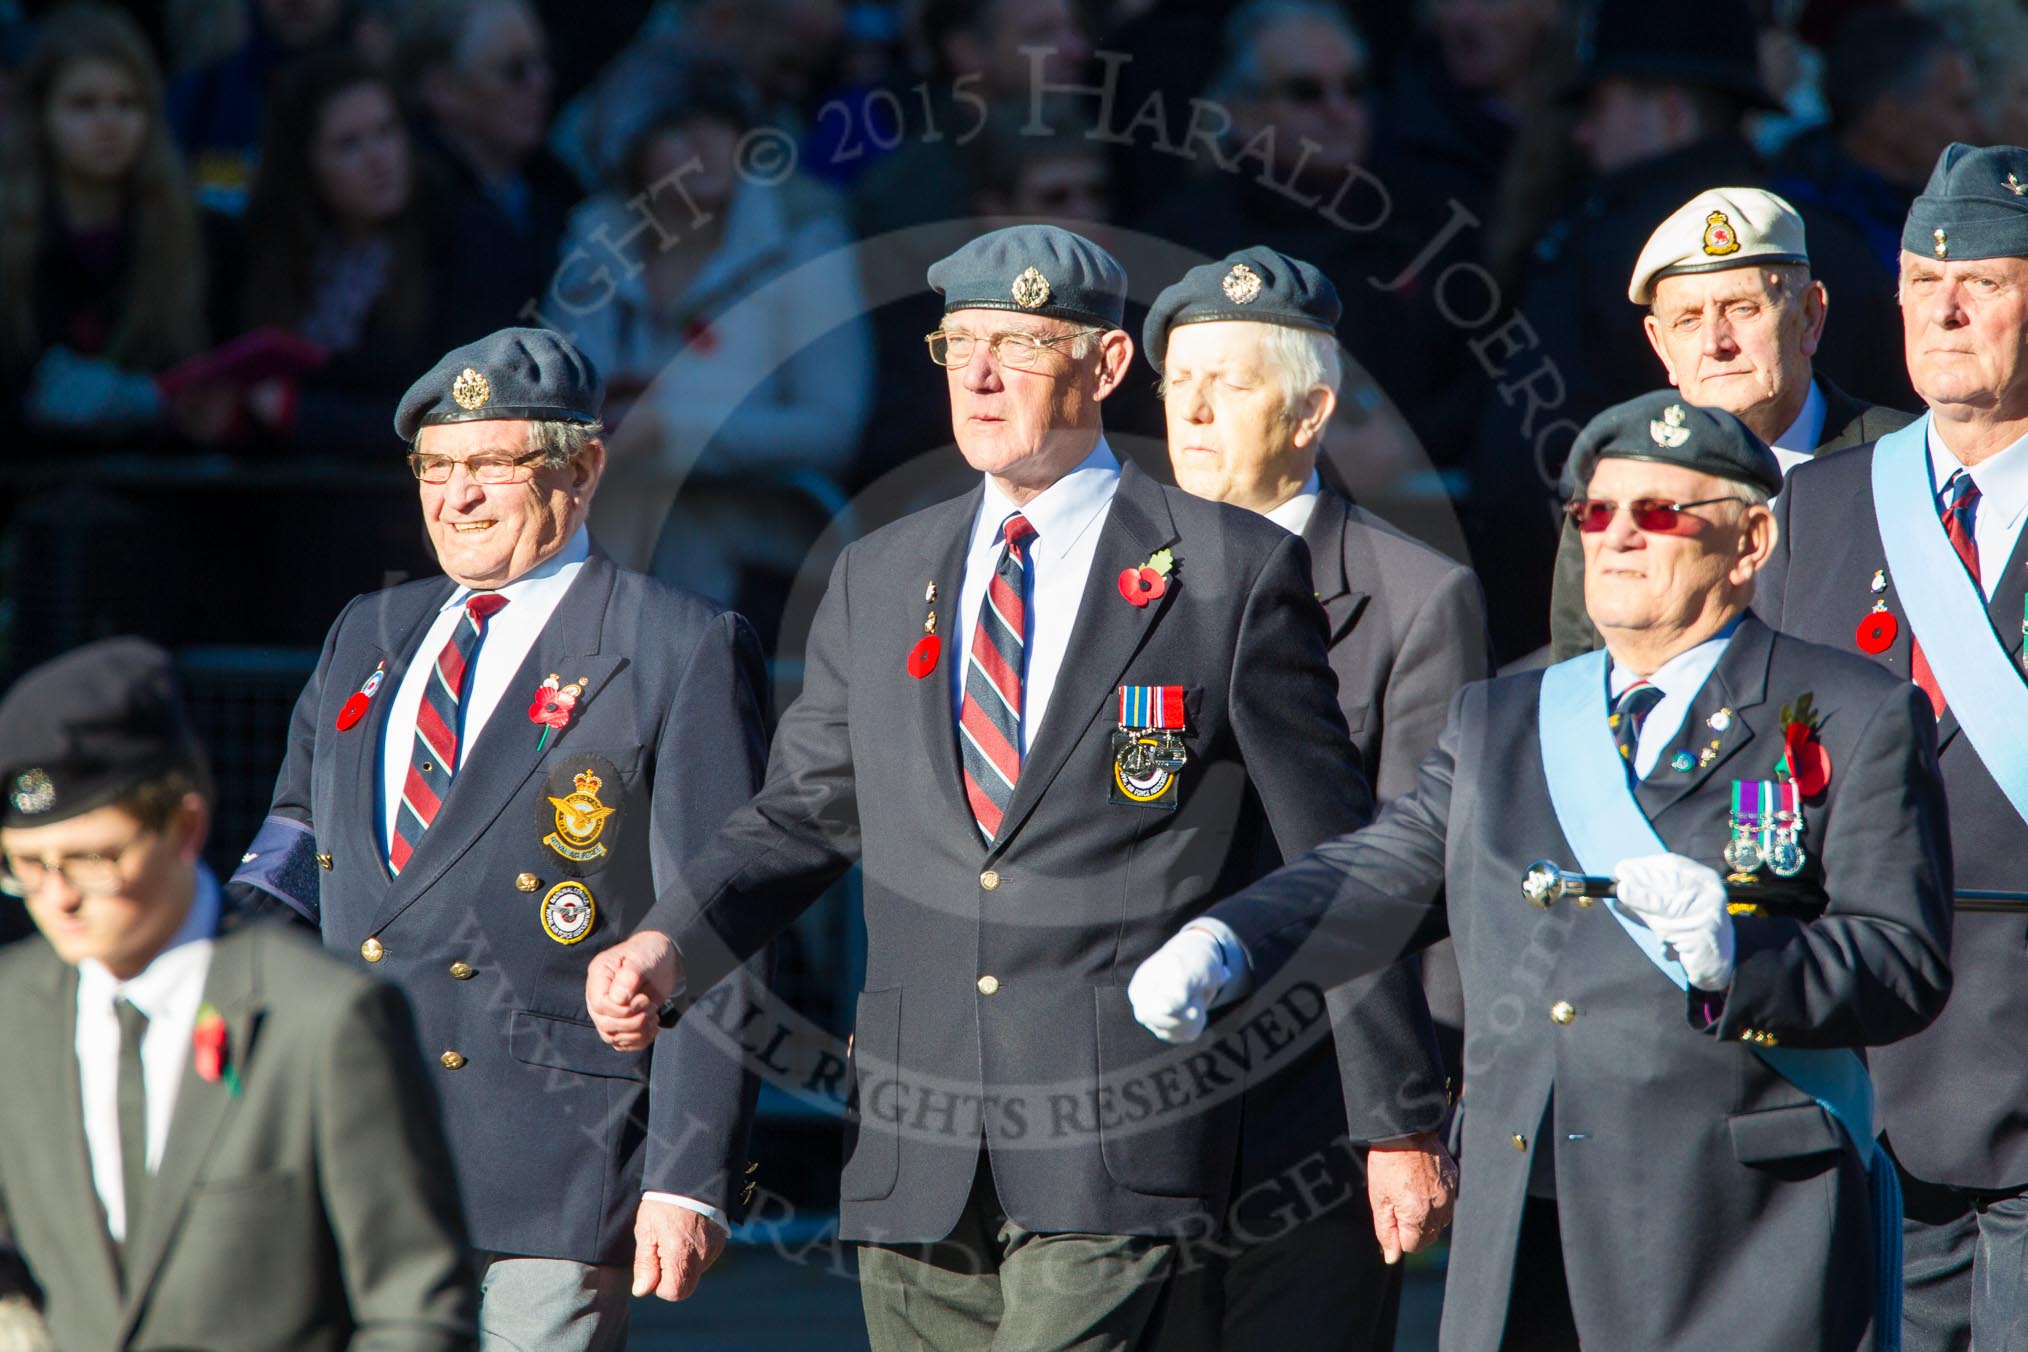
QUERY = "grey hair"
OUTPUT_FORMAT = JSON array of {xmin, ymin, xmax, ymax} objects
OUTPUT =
[
  {"xmin": 1734, "ymin": 482, "xmax": 1772, "ymax": 509},
  {"xmin": 1208, "ymin": 0, "xmax": 1368, "ymax": 102},
  {"xmin": 525, "ymin": 418, "xmax": 606, "ymax": 468},
  {"xmin": 1257, "ymin": 323, "xmax": 1342, "ymax": 412}
]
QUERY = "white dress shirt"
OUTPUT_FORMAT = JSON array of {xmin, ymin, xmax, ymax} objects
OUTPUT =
[
  {"xmin": 1262, "ymin": 471, "xmax": 1323, "ymax": 537},
  {"xmin": 1769, "ymin": 379, "xmax": 1828, "ymax": 476},
  {"xmin": 76, "ymin": 867, "xmax": 221, "ymax": 1243},
  {"xmin": 378, "ymin": 527, "xmax": 591, "ymax": 854},
  {"xmin": 1928, "ymin": 424, "xmax": 2028, "ymax": 601},
  {"xmin": 376, "ymin": 526, "xmax": 723, "ymax": 1231},
  {"xmin": 1608, "ymin": 621, "xmax": 1740, "ymax": 779},
  {"xmin": 951, "ymin": 440, "xmax": 1121, "ymax": 752}
]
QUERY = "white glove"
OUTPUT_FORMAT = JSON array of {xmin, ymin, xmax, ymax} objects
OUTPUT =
[
  {"xmin": 26, "ymin": 345, "xmax": 162, "ymax": 431},
  {"xmin": 1128, "ymin": 926, "xmax": 1233, "ymax": 1044},
  {"xmin": 1612, "ymin": 852, "xmax": 1736, "ymax": 991}
]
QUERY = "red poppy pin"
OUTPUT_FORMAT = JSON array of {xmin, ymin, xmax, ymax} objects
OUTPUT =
[
  {"xmin": 193, "ymin": 1002, "xmax": 240, "ymax": 1097},
  {"xmin": 1856, "ymin": 602, "xmax": 1897, "ymax": 655},
  {"xmin": 529, "ymin": 674, "xmax": 585, "ymax": 752},
  {"xmin": 1775, "ymin": 691, "xmax": 1831, "ymax": 799},
  {"xmin": 1120, "ymin": 547, "xmax": 1176, "ymax": 608},
  {"xmin": 336, "ymin": 661, "xmax": 386, "ymax": 732}
]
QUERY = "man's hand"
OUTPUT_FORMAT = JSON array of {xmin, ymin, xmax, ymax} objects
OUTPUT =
[
  {"xmin": 631, "ymin": 1199, "xmax": 724, "ymax": 1301},
  {"xmin": 1128, "ymin": 926, "xmax": 1232, "ymax": 1044},
  {"xmin": 1367, "ymin": 1132, "xmax": 1458, "ymax": 1265},
  {"xmin": 587, "ymin": 931, "xmax": 683, "ymax": 1049},
  {"xmin": 1612, "ymin": 852, "xmax": 1735, "ymax": 991}
]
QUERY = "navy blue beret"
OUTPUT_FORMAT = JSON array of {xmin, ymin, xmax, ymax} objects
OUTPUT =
[
  {"xmin": 0, "ymin": 638, "xmax": 205, "ymax": 827},
  {"xmin": 927, "ymin": 225, "xmax": 1126, "ymax": 329},
  {"xmin": 1564, "ymin": 390, "xmax": 1782, "ymax": 498},
  {"xmin": 394, "ymin": 327, "xmax": 604, "ymax": 445},
  {"xmin": 1142, "ymin": 246, "xmax": 1341, "ymax": 375},
  {"xmin": 1903, "ymin": 142, "xmax": 2028, "ymax": 263}
]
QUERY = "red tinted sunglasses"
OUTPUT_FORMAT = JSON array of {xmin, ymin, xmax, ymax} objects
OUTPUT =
[{"xmin": 1566, "ymin": 496, "xmax": 1745, "ymax": 534}]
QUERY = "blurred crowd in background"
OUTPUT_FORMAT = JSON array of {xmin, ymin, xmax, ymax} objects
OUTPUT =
[{"xmin": 0, "ymin": 0, "xmax": 2012, "ymax": 929}]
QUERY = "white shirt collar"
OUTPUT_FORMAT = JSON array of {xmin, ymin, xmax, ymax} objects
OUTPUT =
[
  {"xmin": 971, "ymin": 440, "xmax": 1121, "ymax": 562},
  {"xmin": 444, "ymin": 525, "xmax": 591, "ymax": 613},
  {"xmin": 1929, "ymin": 422, "xmax": 2028, "ymax": 534},
  {"xmin": 1608, "ymin": 617, "xmax": 1742, "ymax": 702},
  {"xmin": 1263, "ymin": 471, "xmax": 1324, "ymax": 536},
  {"xmin": 77, "ymin": 864, "xmax": 221, "ymax": 1017},
  {"xmin": 1770, "ymin": 379, "xmax": 1828, "ymax": 470}
]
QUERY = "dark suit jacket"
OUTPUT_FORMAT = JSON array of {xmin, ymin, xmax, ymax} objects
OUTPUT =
[
  {"xmin": 643, "ymin": 461, "xmax": 1444, "ymax": 1243},
  {"xmin": 1206, "ymin": 616, "xmax": 1951, "ymax": 1351},
  {"xmin": 1245, "ymin": 491, "xmax": 1488, "ymax": 1167},
  {"xmin": 1548, "ymin": 377, "xmax": 1916, "ymax": 661},
  {"xmin": 235, "ymin": 552, "xmax": 769, "ymax": 1264},
  {"xmin": 1757, "ymin": 433, "xmax": 2028, "ymax": 1188},
  {"xmin": 0, "ymin": 912, "xmax": 477, "ymax": 1351}
]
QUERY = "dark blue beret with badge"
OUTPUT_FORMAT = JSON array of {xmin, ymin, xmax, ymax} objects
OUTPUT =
[
  {"xmin": 1142, "ymin": 246, "xmax": 1341, "ymax": 375},
  {"xmin": 393, "ymin": 326, "xmax": 604, "ymax": 445},
  {"xmin": 0, "ymin": 637, "xmax": 206, "ymax": 827},
  {"xmin": 1903, "ymin": 142, "xmax": 2028, "ymax": 263},
  {"xmin": 927, "ymin": 224, "xmax": 1127, "ymax": 330},
  {"xmin": 1563, "ymin": 390, "xmax": 1782, "ymax": 498}
]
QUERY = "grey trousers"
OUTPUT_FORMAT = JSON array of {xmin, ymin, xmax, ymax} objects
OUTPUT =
[
  {"xmin": 857, "ymin": 1155, "xmax": 1176, "ymax": 1352},
  {"xmin": 476, "ymin": 1254, "xmax": 631, "ymax": 1352},
  {"xmin": 1900, "ymin": 1167, "xmax": 2028, "ymax": 1352}
]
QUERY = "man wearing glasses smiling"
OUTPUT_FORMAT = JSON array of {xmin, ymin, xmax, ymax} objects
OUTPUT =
[
  {"xmin": 1133, "ymin": 389, "xmax": 1953, "ymax": 1350},
  {"xmin": 585, "ymin": 224, "xmax": 1393, "ymax": 1350},
  {"xmin": 229, "ymin": 326, "xmax": 770, "ymax": 1351},
  {"xmin": 0, "ymin": 638, "xmax": 477, "ymax": 1350}
]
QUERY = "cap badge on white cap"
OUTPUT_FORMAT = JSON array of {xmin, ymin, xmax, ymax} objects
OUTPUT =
[{"xmin": 1702, "ymin": 211, "xmax": 1740, "ymax": 257}]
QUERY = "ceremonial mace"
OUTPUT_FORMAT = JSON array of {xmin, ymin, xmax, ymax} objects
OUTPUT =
[{"xmin": 1520, "ymin": 861, "xmax": 2028, "ymax": 914}]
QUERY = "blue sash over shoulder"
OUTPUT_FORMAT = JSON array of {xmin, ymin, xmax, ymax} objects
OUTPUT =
[
  {"xmin": 1872, "ymin": 414, "xmax": 2028, "ymax": 827},
  {"xmin": 1538, "ymin": 651, "xmax": 1901, "ymax": 1348}
]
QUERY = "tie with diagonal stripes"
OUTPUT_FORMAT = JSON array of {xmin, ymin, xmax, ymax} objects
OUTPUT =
[
  {"xmin": 390, "ymin": 592, "xmax": 509, "ymax": 874},
  {"xmin": 1911, "ymin": 470, "xmax": 1982, "ymax": 716},
  {"xmin": 959, "ymin": 513, "xmax": 1036, "ymax": 842},
  {"xmin": 1609, "ymin": 680, "xmax": 1663, "ymax": 774}
]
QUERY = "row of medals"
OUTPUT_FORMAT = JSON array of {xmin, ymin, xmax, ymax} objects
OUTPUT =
[{"xmin": 1724, "ymin": 802, "xmax": 1806, "ymax": 879}]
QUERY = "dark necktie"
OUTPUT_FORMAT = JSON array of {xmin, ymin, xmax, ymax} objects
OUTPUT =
[
  {"xmin": 1911, "ymin": 471, "xmax": 1981, "ymax": 716},
  {"xmin": 391, "ymin": 592, "xmax": 509, "ymax": 874},
  {"xmin": 115, "ymin": 997, "xmax": 149, "ymax": 1253},
  {"xmin": 1611, "ymin": 681, "xmax": 1665, "ymax": 772},
  {"xmin": 959, "ymin": 513, "xmax": 1036, "ymax": 842}
]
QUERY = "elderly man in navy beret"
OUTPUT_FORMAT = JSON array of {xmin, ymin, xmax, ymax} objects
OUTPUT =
[
  {"xmin": 580, "ymin": 224, "xmax": 1412, "ymax": 1348},
  {"xmin": 1756, "ymin": 141, "xmax": 2028, "ymax": 1350},
  {"xmin": 1134, "ymin": 389, "xmax": 1954, "ymax": 1350},
  {"xmin": 1140, "ymin": 246, "xmax": 1480, "ymax": 1352},
  {"xmin": 230, "ymin": 327, "xmax": 770, "ymax": 1350}
]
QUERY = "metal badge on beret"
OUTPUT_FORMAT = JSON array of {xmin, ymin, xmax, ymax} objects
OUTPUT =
[
  {"xmin": 1701, "ymin": 211, "xmax": 1739, "ymax": 256},
  {"xmin": 1649, "ymin": 403, "xmax": 1691, "ymax": 448},
  {"xmin": 1221, "ymin": 262, "xmax": 1263, "ymax": 304},
  {"xmin": 533, "ymin": 753, "xmax": 624, "ymax": 876},
  {"xmin": 1011, "ymin": 266, "xmax": 1052, "ymax": 309},
  {"xmin": 451, "ymin": 367, "xmax": 491, "ymax": 410},
  {"xmin": 11, "ymin": 769, "xmax": 54, "ymax": 815},
  {"xmin": 541, "ymin": 880, "xmax": 597, "ymax": 945},
  {"xmin": 1934, "ymin": 228, "xmax": 1949, "ymax": 260}
]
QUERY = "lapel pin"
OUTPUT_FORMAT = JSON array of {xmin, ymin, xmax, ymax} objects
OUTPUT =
[
  {"xmin": 529, "ymin": 674, "xmax": 585, "ymax": 752},
  {"xmin": 1856, "ymin": 605, "xmax": 1897, "ymax": 654},
  {"xmin": 1119, "ymin": 547, "xmax": 1176, "ymax": 608},
  {"xmin": 193, "ymin": 1002, "xmax": 242, "ymax": 1097},
  {"xmin": 1707, "ymin": 708, "xmax": 1732, "ymax": 733},
  {"xmin": 336, "ymin": 661, "xmax": 386, "ymax": 732},
  {"xmin": 1870, "ymin": 569, "xmax": 1886, "ymax": 594},
  {"xmin": 1670, "ymin": 751, "xmax": 1695, "ymax": 773}
]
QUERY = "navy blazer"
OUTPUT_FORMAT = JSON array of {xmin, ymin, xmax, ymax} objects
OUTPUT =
[
  {"xmin": 236, "ymin": 551, "xmax": 769, "ymax": 1265},
  {"xmin": 1208, "ymin": 617, "xmax": 1951, "ymax": 1351},
  {"xmin": 1758, "ymin": 437, "xmax": 2028, "ymax": 1189}
]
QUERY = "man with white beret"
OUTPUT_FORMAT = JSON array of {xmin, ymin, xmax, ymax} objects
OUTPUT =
[{"xmin": 1548, "ymin": 186, "xmax": 1914, "ymax": 659}]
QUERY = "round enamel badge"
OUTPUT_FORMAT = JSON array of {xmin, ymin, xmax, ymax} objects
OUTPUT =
[{"xmin": 541, "ymin": 880, "xmax": 597, "ymax": 945}]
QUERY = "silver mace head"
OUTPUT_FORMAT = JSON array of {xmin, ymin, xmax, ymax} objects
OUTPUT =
[{"xmin": 1521, "ymin": 860, "xmax": 1600, "ymax": 909}]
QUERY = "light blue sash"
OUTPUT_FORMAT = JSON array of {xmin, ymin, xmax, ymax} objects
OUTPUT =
[
  {"xmin": 1538, "ymin": 652, "xmax": 1901, "ymax": 1345},
  {"xmin": 1872, "ymin": 415, "xmax": 2028, "ymax": 827}
]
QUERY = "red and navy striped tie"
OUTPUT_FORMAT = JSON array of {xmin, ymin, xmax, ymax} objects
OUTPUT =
[
  {"xmin": 959, "ymin": 513, "xmax": 1035, "ymax": 842},
  {"xmin": 390, "ymin": 592, "xmax": 508, "ymax": 874}
]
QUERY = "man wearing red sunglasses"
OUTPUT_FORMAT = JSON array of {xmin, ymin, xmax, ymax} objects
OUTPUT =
[
  {"xmin": 1548, "ymin": 186, "xmax": 1916, "ymax": 661},
  {"xmin": 1133, "ymin": 388, "xmax": 1952, "ymax": 1351}
]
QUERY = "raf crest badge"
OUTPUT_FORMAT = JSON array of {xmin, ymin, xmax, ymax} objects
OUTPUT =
[
  {"xmin": 1011, "ymin": 266, "xmax": 1052, "ymax": 310},
  {"xmin": 452, "ymin": 366, "xmax": 492, "ymax": 410},
  {"xmin": 1110, "ymin": 685, "xmax": 1187, "ymax": 809},
  {"xmin": 1701, "ymin": 210, "xmax": 1740, "ymax": 257},
  {"xmin": 1649, "ymin": 403, "xmax": 1691, "ymax": 448},
  {"xmin": 1222, "ymin": 263, "xmax": 1263, "ymax": 304},
  {"xmin": 11, "ymin": 769, "xmax": 54, "ymax": 815},
  {"xmin": 535, "ymin": 754, "xmax": 623, "ymax": 875},
  {"xmin": 541, "ymin": 880, "xmax": 596, "ymax": 945}
]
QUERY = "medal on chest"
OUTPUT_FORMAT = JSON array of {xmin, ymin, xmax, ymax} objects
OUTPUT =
[{"xmin": 1110, "ymin": 685, "xmax": 1187, "ymax": 809}]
